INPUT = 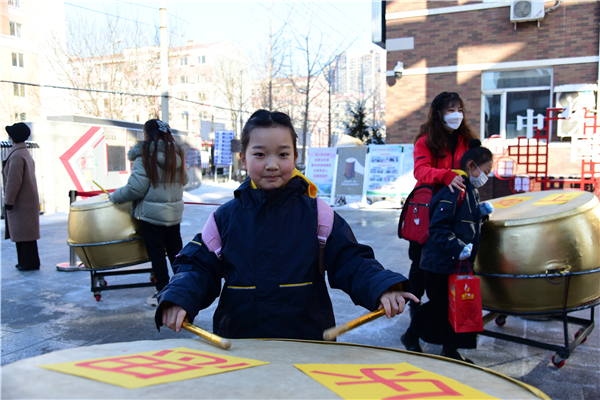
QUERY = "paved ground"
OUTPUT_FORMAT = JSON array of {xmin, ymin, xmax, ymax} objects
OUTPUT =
[{"xmin": 1, "ymin": 182, "xmax": 599, "ymax": 399}]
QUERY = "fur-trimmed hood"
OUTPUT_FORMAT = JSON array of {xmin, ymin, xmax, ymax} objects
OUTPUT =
[{"xmin": 127, "ymin": 140, "xmax": 184, "ymax": 168}]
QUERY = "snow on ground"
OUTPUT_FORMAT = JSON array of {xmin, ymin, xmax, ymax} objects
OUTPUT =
[{"xmin": 184, "ymin": 180, "xmax": 401, "ymax": 211}]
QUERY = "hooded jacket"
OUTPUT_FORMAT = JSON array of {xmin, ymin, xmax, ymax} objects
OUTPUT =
[
  {"xmin": 419, "ymin": 171, "xmax": 482, "ymax": 274},
  {"xmin": 111, "ymin": 140, "xmax": 187, "ymax": 226},
  {"xmin": 155, "ymin": 175, "xmax": 408, "ymax": 340}
]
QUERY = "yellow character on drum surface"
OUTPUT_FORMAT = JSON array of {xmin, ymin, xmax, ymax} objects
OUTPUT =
[
  {"xmin": 401, "ymin": 139, "xmax": 494, "ymax": 365},
  {"xmin": 157, "ymin": 110, "xmax": 418, "ymax": 341},
  {"xmin": 110, "ymin": 119, "xmax": 188, "ymax": 306}
]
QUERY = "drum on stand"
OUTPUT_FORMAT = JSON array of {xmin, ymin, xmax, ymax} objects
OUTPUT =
[
  {"xmin": 67, "ymin": 194, "xmax": 149, "ymax": 269},
  {"xmin": 475, "ymin": 190, "xmax": 600, "ymax": 312},
  {"xmin": 2, "ymin": 339, "xmax": 548, "ymax": 399}
]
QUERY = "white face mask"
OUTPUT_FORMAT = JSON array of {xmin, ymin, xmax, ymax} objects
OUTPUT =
[
  {"xmin": 470, "ymin": 163, "xmax": 489, "ymax": 188},
  {"xmin": 443, "ymin": 112, "xmax": 463, "ymax": 131}
]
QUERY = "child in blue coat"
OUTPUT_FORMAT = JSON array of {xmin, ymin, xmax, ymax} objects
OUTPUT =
[
  {"xmin": 156, "ymin": 110, "xmax": 418, "ymax": 340},
  {"xmin": 401, "ymin": 139, "xmax": 493, "ymax": 363}
]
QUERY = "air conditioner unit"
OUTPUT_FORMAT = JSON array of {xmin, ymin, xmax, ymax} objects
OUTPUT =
[{"xmin": 510, "ymin": 0, "xmax": 545, "ymax": 23}]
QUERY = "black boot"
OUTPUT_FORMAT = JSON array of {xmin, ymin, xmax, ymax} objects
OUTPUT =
[
  {"xmin": 441, "ymin": 347, "xmax": 474, "ymax": 364},
  {"xmin": 401, "ymin": 329, "xmax": 423, "ymax": 353}
]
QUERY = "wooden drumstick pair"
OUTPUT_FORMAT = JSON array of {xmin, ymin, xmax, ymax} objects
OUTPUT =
[
  {"xmin": 182, "ymin": 322, "xmax": 231, "ymax": 350},
  {"xmin": 323, "ymin": 308, "xmax": 386, "ymax": 341}
]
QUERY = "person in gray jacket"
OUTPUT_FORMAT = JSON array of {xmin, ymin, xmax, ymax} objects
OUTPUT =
[{"xmin": 110, "ymin": 119, "xmax": 188, "ymax": 306}]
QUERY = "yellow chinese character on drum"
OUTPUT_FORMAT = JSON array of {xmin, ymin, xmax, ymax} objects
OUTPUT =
[
  {"xmin": 492, "ymin": 197, "xmax": 534, "ymax": 209},
  {"xmin": 295, "ymin": 363, "xmax": 498, "ymax": 399},
  {"xmin": 532, "ymin": 192, "xmax": 584, "ymax": 206},
  {"xmin": 40, "ymin": 347, "xmax": 269, "ymax": 389}
]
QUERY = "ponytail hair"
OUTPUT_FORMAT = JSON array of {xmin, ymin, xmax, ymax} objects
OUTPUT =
[
  {"xmin": 460, "ymin": 139, "xmax": 493, "ymax": 171},
  {"xmin": 142, "ymin": 119, "xmax": 186, "ymax": 188}
]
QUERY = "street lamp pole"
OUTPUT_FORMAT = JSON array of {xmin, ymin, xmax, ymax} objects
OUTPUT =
[{"xmin": 160, "ymin": 0, "xmax": 169, "ymax": 123}]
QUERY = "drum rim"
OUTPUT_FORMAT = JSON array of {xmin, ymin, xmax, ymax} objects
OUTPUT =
[
  {"xmin": 488, "ymin": 190, "xmax": 598, "ymax": 227},
  {"xmin": 246, "ymin": 338, "xmax": 551, "ymax": 400}
]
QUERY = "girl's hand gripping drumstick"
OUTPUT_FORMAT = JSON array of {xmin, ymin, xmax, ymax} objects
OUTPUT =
[
  {"xmin": 182, "ymin": 322, "xmax": 232, "ymax": 350},
  {"xmin": 323, "ymin": 308, "xmax": 386, "ymax": 341}
]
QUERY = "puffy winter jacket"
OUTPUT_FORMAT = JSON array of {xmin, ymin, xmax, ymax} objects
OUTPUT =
[
  {"xmin": 155, "ymin": 176, "xmax": 408, "ymax": 340},
  {"xmin": 419, "ymin": 171, "xmax": 482, "ymax": 274},
  {"xmin": 413, "ymin": 133, "xmax": 470, "ymax": 189},
  {"xmin": 111, "ymin": 140, "xmax": 187, "ymax": 226}
]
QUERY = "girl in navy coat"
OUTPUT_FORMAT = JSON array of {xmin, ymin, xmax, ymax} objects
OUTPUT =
[
  {"xmin": 401, "ymin": 140, "xmax": 493, "ymax": 363},
  {"xmin": 156, "ymin": 110, "xmax": 417, "ymax": 340}
]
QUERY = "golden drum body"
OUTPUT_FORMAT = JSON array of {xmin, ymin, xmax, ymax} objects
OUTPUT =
[
  {"xmin": 474, "ymin": 190, "xmax": 600, "ymax": 312},
  {"xmin": 67, "ymin": 194, "xmax": 149, "ymax": 269}
]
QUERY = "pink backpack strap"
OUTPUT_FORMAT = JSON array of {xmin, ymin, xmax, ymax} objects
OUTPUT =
[
  {"xmin": 316, "ymin": 197, "xmax": 334, "ymax": 276},
  {"xmin": 201, "ymin": 211, "xmax": 222, "ymax": 260}
]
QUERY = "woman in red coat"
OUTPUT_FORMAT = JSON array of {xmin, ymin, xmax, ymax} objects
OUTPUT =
[{"xmin": 403, "ymin": 92, "xmax": 478, "ymax": 334}]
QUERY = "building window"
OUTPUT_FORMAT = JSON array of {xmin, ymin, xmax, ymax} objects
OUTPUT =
[
  {"xmin": 8, "ymin": 0, "xmax": 21, "ymax": 7},
  {"xmin": 180, "ymin": 57, "xmax": 188, "ymax": 66},
  {"xmin": 181, "ymin": 93, "xmax": 188, "ymax": 100},
  {"xmin": 134, "ymin": 115, "xmax": 140, "ymax": 122},
  {"xmin": 198, "ymin": 92, "xmax": 206, "ymax": 101},
  {"xmin": 12, "ymin": 52, "xmax": 24, "ymax": 67},
  {"xmin": 13, "ymin": 83, "xmax": 25, "ymax": 97},
  {"xmin": 180, "ymin": 76, "xmax": 188, "ymax": 84},
  {"xmin": 198, "ymin": 55, "xmax": 205, "ymax": 64},
  {"xmin": 9, "ymin": 21, "xmax": 22, "ymax": 37},
  {"xmin": 132, "ymin": 97, "xmax": 138, "ymax": 105},
  {"xmin": 481, "ymin": 68, "xmax": 552, "ymax": 141},
  {"xmin": 107, "ymin": 145, "xmax": 126, "ymax": 172},
  {"xmin": 14, "ymin": 112, "xmax": 26, "ymax": 121},
  {"xmin": 104, "ymin": 98, "xmax": 109, "ymax": 108}
]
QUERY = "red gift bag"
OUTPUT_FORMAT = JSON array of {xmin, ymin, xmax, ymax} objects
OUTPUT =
[{"xmin": 448, "ymin": 262, "xmax": 483, "ymax": 333}]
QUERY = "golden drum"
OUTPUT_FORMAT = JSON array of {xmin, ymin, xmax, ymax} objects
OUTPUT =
[
  {"xmin": 67, "ymin": 194, "xmax": 149, "ymax": 269},
  {"xmin": 474, "ymin": 190, "xmax": 600, "ymax": 312}
]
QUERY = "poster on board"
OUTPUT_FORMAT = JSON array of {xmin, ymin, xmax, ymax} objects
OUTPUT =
[
  {"xmin": 396, "ymin": 144, "xmax": 417, "ymax": 199},
  {"xmin": 333, "ymin": 147, "xmax": 368, "ymax": 198},
  {"xmin": 365, "ymin": 145, "xmax": 402, "ymax": 197},
  {"xmin": 306, "ymin": 147, "xmax": 337, "ymax": 196}
]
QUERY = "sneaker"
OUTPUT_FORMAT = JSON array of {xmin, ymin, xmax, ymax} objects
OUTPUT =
[
  {"xmin": 401, "ymin": 331, "xmax": 423, "ymax": 353},
  {"xmin": 146, "ymin": 292, "xmax": 158, "ymax": 307},
  {"xmin": 440, "ymin": 348, "xmax": 474, "ymax": 364}
]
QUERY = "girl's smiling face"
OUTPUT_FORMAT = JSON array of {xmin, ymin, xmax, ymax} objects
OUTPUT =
[{"xmin": 240, "ymin": 126, "xmax": 298, "ymax": 191}]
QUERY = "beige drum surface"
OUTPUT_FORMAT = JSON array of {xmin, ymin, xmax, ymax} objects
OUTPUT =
[
  {"xmin": 475, "ymin": 190, "xmax": 600, "ymax": 312},
  {"xmin": 2, "ymin": 339, "xmax": 548, "ymax": 399},
  {"xmin": 67, "ymin": 194, "xmax": 148, "ymax": 269}
]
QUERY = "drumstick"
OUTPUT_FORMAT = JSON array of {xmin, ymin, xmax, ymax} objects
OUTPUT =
[
  {"xmin": 323, "ymin": 308, "xmax": 386, "ymax": 341},
  {"xmin": 182, "ymin": 322, "xmax": 232, "ymax": 350},
  {"xmin": 92, "ymin": 180, "xmax": 109, "ymax": 195}
]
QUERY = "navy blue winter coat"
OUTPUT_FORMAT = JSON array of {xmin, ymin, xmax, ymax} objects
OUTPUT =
[
  {"xmin": 155, "ymin": 176, "xmax": 408, "ymax": 340},
  {"xmin": 420, "ymin": 174, "xmax": 482, "ymax": 275}
]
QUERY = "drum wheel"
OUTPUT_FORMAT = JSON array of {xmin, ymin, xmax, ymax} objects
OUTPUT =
[
  {"xmin": 150, "ymin": 273, "xmax": 157, "ymax": 283},
  {"xmin": 551, "ymin": 354, "xmax": 566, "ymax": 368},
  {"xmin": 94, "ymin": 293, "xmax": 101, "ymax": 302},
  {"xmin": 575, "ymin": 329, "xmax": 587, "ymax": 344},
  {"xmin": 495, "ymin": 315, "xmax": 507, "ymax": 327},
  {"xmin": 99, "ymin": 277, "xmax": 108, "ymax": 287}
]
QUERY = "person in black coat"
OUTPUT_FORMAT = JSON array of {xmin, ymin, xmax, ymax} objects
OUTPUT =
[
  {"xmin": 156, "ymin": 110, "xmax": 418, "ymax": 340},
  {"xmin": 401, "ymin": 140, "xmax": 494, "ymax": 364}
]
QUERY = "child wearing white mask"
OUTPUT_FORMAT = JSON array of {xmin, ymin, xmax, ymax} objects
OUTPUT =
[{"xmin": 401, "ymin": 139, "xmax": 494, "ymax": 364}]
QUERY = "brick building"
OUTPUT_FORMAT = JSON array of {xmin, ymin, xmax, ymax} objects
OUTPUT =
[{"xmin": 378, "ymin": 0, "xmax": 599, "ymax": 177}]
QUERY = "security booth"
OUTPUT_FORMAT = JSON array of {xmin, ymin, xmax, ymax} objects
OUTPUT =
[{"xmin": 0, "ymin": 140, "xmax": 44, "ymax": 218}]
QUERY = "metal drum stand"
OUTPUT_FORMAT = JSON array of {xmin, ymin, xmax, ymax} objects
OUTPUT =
[
  {"xmin": 477, "ymin": 267, "xmax": 600, "ymax": 368},
  {"xmin": 67, "ymin": 239, "xmax": 155, "ymax": 302}
]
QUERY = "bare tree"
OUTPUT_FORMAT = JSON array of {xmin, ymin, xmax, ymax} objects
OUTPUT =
[
  {"xmin": 286, "ymin": 4, "xmax": 359, "ymax": 162},
  {"xmin": 43, "ymin": 4, "xmax": 187, "ymax": 121},
  {"xmin": 252, "ymin": 2, "xmax": 293, "ymax": 111}
]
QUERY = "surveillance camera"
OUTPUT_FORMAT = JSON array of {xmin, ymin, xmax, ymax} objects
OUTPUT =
[{"xmin": 393, "ymin": 62, "xmax": 404, "ymax": 79}]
